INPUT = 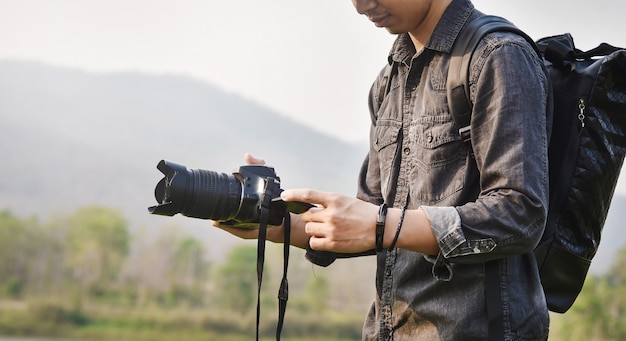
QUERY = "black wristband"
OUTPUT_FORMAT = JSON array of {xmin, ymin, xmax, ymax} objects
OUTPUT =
[{"xmin": 376, "ymin": 203, "xmax": 388, "ymax": 252}]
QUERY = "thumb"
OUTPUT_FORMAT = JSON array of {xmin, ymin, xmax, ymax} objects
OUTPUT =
[{"xmin": 244, "ymin": 153, "xmax": 265, "ymax": 165}]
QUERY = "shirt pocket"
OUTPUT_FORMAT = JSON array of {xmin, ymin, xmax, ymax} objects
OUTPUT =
[
  {"xmin": 373, "ymin": 119, "xmax": 402, "ymax": 199},
  {"xmin": 410, "ymin": 115, "xmax": 467, "ymax": 204}
]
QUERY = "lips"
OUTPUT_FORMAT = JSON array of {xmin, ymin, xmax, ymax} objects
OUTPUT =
[{"xmin": 369, "ymin": 14, "xmax": 390, "ymax": 27}]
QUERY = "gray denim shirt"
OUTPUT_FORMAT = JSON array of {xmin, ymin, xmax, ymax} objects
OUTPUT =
[{"xmin": 356, "ymin": 0, "xmax": 552, "ymax": 340}]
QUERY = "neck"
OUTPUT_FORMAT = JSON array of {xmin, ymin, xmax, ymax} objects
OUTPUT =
[{"xmin": 408, "ymin": 0, "xmax": 453, "ymax": 51}]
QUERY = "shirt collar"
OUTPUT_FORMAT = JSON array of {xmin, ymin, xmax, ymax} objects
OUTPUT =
[{"xmin": 388, "ymin": 0, "xmax": 475, "ymax": 65}]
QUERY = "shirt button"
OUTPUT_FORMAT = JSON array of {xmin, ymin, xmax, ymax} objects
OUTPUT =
[
  {"xmin": 427, "ymin": 134, "xmax": 434, "ymax": 143},
  {"xmin": 403, "ymin": 147, "xmax": 410, "ymax": 155}
]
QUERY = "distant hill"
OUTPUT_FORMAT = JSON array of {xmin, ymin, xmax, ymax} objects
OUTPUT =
[
  {"xmin": 0, "ymin": 60, "xmax": 370, "ymax": 203},
  {"xmin": 0, "ymin": 59, "xmax": 623, "ymax": 274},
  {"xmin": 0, "ymin": 59, "xmax": 368, "ymax": 257}
]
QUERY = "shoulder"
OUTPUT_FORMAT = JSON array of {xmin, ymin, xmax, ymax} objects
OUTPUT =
[
  {"xmin": 468, "ymin": 31, "xmax": 546, "ymax": 89},
  {"xmin": 472, "ymin": 30, "xmax": 540, "ymax": 70},
  {"xmin": 476, "ymin": 31, "xmax": 537, "ymax": 64}
]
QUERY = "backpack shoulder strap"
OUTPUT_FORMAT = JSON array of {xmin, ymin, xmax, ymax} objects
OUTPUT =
[
  {"xmin": 372, "ymin": 61, "xmax": 398, "ymax": 125},
  {"xmin": 446, "ymin": 15, "xmax": 538, "ymax": 341},
  {"xmin": 447, "ymin": 15, "xmax": 536, "ymax": 144}
]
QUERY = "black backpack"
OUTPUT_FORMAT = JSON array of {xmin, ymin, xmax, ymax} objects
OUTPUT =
[
  {"xmin": 377, "ymin": 14, "xmax": 626, "ymax": 316},
  {"xmin": 447, "ymin": 15, "xmax": 626, "ymax": 315}
]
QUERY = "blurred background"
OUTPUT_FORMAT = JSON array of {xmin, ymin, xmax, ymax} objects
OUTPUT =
[{"xmin": 0, "ymin": 1, "xmax": 625, "ymax": 340}]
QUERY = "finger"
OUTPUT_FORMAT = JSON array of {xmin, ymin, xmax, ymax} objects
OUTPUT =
[
  {"xmin": 304, "ymin": 221, "xmax": 324, "ymax": 236},
  {"xmin": 244, "ymin": 153, "xmax": 265, "ymax": 165},
  {"xmin": 281, "ymin": 188, "xmax": 330, "ymax": 206},
  {"xmin": 300, "ymin": 206, "xmax": 324, "ymax": 223},
  {"xmin": 213, "ymin": 220, "xmax": 258, "ymax": 239},
  {"xmin": 216, "ymin": 225, "xmax": 260, "ymax": 240},
  {"xmin": 308, "ymin": 235, "xmax": 334, "ymax": 252}
]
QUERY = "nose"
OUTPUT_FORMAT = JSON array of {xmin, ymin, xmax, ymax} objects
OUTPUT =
[{"xmin": 352, "ymin": 0, "xmax": 377, "ymax": 15}]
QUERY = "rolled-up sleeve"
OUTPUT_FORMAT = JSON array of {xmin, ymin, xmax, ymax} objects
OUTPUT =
[
  {"xmin": 422, "ymin": 205, "xmax": 497, "ymax": 259},
  {"xmin": 421, "ymin": 206, "xmax": 464, "ymax": 257}
]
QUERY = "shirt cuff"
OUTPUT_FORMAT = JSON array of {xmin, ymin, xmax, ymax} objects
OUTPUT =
[{"xmin": 420, "ymin": 205, "xmax": 466, "ymax": 258}]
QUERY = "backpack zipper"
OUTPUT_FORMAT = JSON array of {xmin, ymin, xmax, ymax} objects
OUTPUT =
[{"xmin": 578, "ymin": 99, "xmax": 586, "ymax": 131}]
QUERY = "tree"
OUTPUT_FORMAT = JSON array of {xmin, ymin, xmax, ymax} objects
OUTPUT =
[
  {"xmin": 170, "ymin": 236, "xmax": 210, "ymax": 306},
  {"xmin": 120, "ymin": 225, "xmax": 211, "ymax": 308},
  {"xmin": 551, "ymin": 245, "xmax": 626, "ymax": 341},
  {"xmin": 214, "ymin": 245, "xmax": 259, "ymax": 313},
  {"xmin": 604, "ymin": 246, "xmax": 626, "ymax": 340},
  {"xmin": 120, "ymin": 225, "xmax": 178, "ymax": 307},
  {"xmin": 304, "ymin": 273, "xmax": 329, "ymax": 313},
  {"xmin": 62, "ymin": 206, "xmax": 130, "ymax": 306},
  {"xmin": 0, "ymin": 210, "xmax": 37, "ymax": 297}
]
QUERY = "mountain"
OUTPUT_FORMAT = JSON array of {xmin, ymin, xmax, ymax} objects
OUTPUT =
[
  {"xmin": 0, "ymin": 59, "xmax": 623, "ymax": 273},
  {"xmin": 0, "ymin": 60, "xmax": 368, "ymax": 257}
]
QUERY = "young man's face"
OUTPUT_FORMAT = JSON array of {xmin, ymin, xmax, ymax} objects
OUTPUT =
[{"xmin": 351, "ymin": 0, "xmax": 437, "ymax": 35}]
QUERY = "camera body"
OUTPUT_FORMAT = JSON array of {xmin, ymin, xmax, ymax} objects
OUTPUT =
[{"xmin": 148, "ymin": 160, "xmax": 309, "ymax": 227}]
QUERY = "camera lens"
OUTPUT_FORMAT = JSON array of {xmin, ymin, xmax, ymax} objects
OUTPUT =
[
  {"xmin": 186, "ymin": 168, "xmax": 242, "ymax": 220},
  {"xmin": 149, "ymin": 160, "xmax": 243, "ymax": 220}
]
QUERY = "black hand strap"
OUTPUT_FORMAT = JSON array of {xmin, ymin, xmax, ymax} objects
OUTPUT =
[
  {"xmin": 276, "ymin": 211, "xmax": 291, "ymax": 340},
  {"xmin": 255, "ymin": 177, "xmax": 290, "ymax": 341},
  {"xmin": 256, "ymin": 180, "xmax": 272, "ymax": 341}
]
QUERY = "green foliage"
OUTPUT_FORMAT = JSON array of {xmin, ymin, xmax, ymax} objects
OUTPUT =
[
  {"xmin": 3, "ymin": 205, "xmax": 626, "ymax": 341},
  {"xmin": 300, "ymin": 274, "xmax": 329, "ymax": 313},
  {"xmin": 550, "ymin": 245, "xmax": 626, "ymax": 340},
  {"xmin": 0, "ymin": 300, "xmax": 362, "ymax": 341},
  {"xmin": 0, "ymin": 210, "xmax": 42, "ymax": 298},
  {"xmin": 170, "ymin": 237, "xmax": 209, "ymax": 305},
  {"xmin": 29, "ymin": 300, "xmax": 90, "ymax": 326},
  {"xmin": 63, "ymin": 206, "xmax": 130, "ymax": 287},
  {"xmin": 214, "ymin": 244, "xmax": 259, "ymax": 313},
  {"xmin": 0, "ymin": 206, "xmax": 368, "ymax": 340}
]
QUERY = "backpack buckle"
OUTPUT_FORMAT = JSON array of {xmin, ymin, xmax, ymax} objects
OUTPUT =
[{"xmin": 459, "ymin": 126, "xmax": 471, "ymax": 143}]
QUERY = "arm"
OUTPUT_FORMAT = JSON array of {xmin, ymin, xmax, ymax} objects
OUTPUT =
[
  {"xmin": 280, "ymin": 189, "xmax": 440, "ymax": 255},
  {"xmin": 427, "ymin": 36, "xmax": 551, "ymax": 263}
]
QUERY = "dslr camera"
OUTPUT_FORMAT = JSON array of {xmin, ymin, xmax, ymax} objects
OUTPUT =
[{"xmin": 148, "ymin": 160, "xmax": 310, "ymax": 227}]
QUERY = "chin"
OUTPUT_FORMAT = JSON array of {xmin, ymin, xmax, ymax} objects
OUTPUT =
[{"xmin": 385, "ymin": 27, "xmax": 402, "ymax": 35}]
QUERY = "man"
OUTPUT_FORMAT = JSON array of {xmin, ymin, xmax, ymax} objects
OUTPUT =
[{"xmin": 220, "ymin": 0, "xmax": 552, "ymax": 339}]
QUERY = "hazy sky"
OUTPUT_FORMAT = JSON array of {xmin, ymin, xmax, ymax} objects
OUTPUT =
[
  {"xmin": 2, "ymin": 0, "xmax": 625, "ymax": 141},
  {"xmin": 1, "ymin": 0, "xmax": 626, "ymax": 193}
]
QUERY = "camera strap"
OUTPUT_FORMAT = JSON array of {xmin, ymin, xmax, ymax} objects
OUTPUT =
[
  {"xmin": 277, "ymin": 211, "xmax": 290, "ymax": 339},
  {"xmin": 256, "ymin": 177, "xmax": 290, "ymax": 341}
]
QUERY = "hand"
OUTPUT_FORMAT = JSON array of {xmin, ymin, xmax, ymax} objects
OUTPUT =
[
  {"xmin": 212, "ymin": 154, "xmax": 309, "ymax": 248},
  {"xmin": 212, "ymin": 153, "xmax": 279, "ymax": 237},
  {"xmin": 280, "ymin": 189, "xmax": 379, "ymax": 253}
]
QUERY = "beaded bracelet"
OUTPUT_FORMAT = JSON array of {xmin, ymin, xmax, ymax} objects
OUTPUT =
[
  {"xmin": 376, "ymin": 203, "xmax": 388, "ymax": 252},
  {"xmin": 388, "ymin": 205, "xmax": 407, "ymax": 250}
]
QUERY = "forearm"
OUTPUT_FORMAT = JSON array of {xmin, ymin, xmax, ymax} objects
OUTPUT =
[
  {"xmin": 382, "ymin": 206, "xmax": 439, "ymax": 255},
  {"xmin": 280, "ymin": 213, "xmax": 310, "ymax": 249}
]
